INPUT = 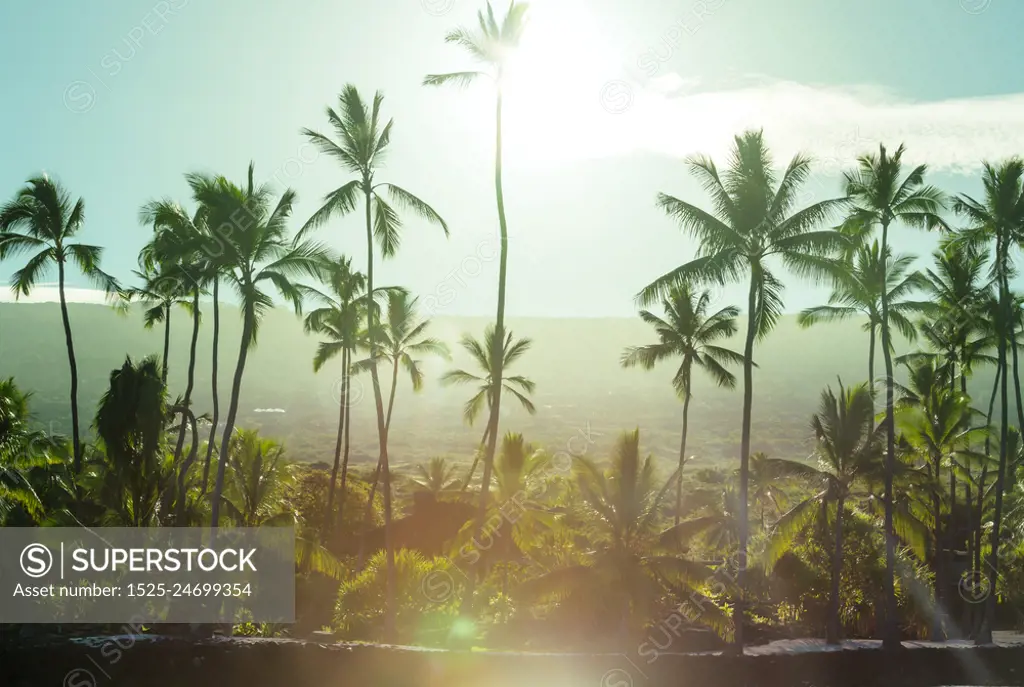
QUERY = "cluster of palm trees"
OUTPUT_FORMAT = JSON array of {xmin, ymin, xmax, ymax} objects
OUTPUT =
[
  {"xmin": 630, "ymin": 133, "xmax": 1023, "ymax": 646},
  {"xmin": 2, "ymin": 0, "xmax": 1024, "ymax": 651}
]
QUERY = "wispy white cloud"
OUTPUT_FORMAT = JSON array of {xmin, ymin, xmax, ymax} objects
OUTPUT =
[
  {"xmin": 0, "ymin": 285, "xmax": 112, "ymax": 304},
  {"xmin": 505, "ymin": 69, "xmax": 1024, "ymax": 174}
]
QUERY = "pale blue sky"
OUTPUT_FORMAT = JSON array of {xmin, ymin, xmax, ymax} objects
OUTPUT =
[{"xmin": 1, "ymin": 0, "xmax": 1022, "ymax": 316}]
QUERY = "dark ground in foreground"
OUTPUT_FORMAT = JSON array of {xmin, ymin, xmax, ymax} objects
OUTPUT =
[{"xmin": 3, "ymin": 634, "xmax": 1024, "ymax": 687}]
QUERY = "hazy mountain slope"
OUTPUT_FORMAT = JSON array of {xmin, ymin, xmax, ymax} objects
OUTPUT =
[{"xmin": 0, "ymin": 302, "xmax": 999, "ymax": 471}]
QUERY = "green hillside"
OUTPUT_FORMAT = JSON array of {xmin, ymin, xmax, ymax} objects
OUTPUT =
[{"xmin": 0, "ymin": 302, "xmax": 997, "ymax": 471}]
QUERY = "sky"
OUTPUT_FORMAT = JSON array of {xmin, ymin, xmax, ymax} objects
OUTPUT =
[{"xmin": 0, "ymin": 0, "xmax": 1022, "ymax": 317}]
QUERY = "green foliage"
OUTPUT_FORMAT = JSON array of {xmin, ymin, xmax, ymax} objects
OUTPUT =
[{"xmin": 335, "ymin": 549, "xmax": 462, "ymax": 645}]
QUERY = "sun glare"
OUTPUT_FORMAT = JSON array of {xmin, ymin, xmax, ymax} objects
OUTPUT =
[{"xmin": 499, "ymin": 0, "xmax": 629, "ymax": 165}]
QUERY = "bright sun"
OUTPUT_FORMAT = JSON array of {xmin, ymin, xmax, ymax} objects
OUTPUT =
[{"xmin": 497, "ymin": 0, "xmax": 630, "ymax": 165}]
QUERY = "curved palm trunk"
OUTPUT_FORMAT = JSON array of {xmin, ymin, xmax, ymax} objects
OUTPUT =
[
  {"xmin": 385, "ymin": 357, "xmax": 400, "ymax": 434},
  {"xmin": 173, "ymin": 290, "xmax": 202, "ymax": 522},
  {"xmin": 733, "ymin": 270, "xmax": 758, "ymax": 652},
  {"xmin": 57, "ymin": 260, "xmax": 83, "ymax": 473},
  {"xmin": 978, "ymin": 248, "xmax": 1012, "ymax": 645},
  {"xmin": 828, "ymin": 495, "xmax": 845, "ymax": 645},
  {"xmin": 463, "ymin": 83, "xmax": 510, "ymax": 618},
  {"xmin": 161, "ymin": 303, "xmax": 171, "ymax": 385},
  {"xmin": 173, "ymin": 291, "xmax": 201, "ymax": 464},
  {"xmin": 202, "ymin": 279, "xmax": 220, "ymax": 494},
  {"xmin": 210, "ymin": 300, "xmax": 254, "ymax": 528},
  {"xmin": 174, "ymin": 407, "xmax": 200, "ymax": 524},
  {"xmin": 363, "ymin": 183, "xmax": 396, "ymax": 641},
  {"xmin": 675, "ymin": 384, "xmax": 692, "ymax": 528},
  {"xmin": 460, "ymin": 426, "xmax": 490, "ymax": 493},
  {"xmin": 878, "ymin": 221, "xmax": 900, "ymax": 649},
  {"xmin": 325, "ymin": 347, "xmax": 348, "ymax": 539}
]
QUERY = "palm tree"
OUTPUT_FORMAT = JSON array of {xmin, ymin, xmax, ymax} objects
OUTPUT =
[
  {"xmin": 92, "ymin": 355, "xmax": 169, "ymax": 527},
  {"xmin": 302, "ymin": 257, "xmax": 368, "ymax": 535},
  {"xmin": 913, "ymin": 241, "xmax": 991, "ymax": 393},
  {"xmin": 119, "ymin": 263, "xmax": 189, "ymax": 385},
  {"xmin": 411, "ymin": 457, "xmax": 463, "ymax": 495},
  {"xmin": 637, "ymin": 130, "xmax": 848, "ymax": 648},
  {"xmin": 0, "ymin": 175, "xmax": 119, "ymax": 472},
  {"xmin": 424, "ymin": 0, "xmax": 529, "ymax": 614},
  {"xmin": 137, "ymin": 201, "xmax": 211, "ymax": 496},
  {"xmin": 896, "ymin": 370, "xmax": 980, "ymax": 640},
  {"xmin": 841, "ymin": 143, "xmax": 947, "ymax": 647},
  {"xmin": 188, "ymin": 163, "xmax": 326, "ymax": 528},
  {"xmin": 219, "ymin": 429, "xmax": 295, "ymax": 527},
  {"xmin": 764, "ymin": 381, "xmax": 884, "ymax": 644},
  {"xmin": 361, "ymin": 290, "xmax": 451, "ymax": 436},
  {"xmin": 518, "ymin": 429, "xmax": 723, "ymax": 640},
  {"xmin": 798, "ymin": 241, "xmax": 930, "ymax": 384},
  {"xmin": 622, "ymin": 284, "xmax": 742, "ymax": 527},
  {"xmin": 748, "ymin": 452, "xmax": 787, "ymax": 530},
  {"xmin": 950, "ymin": 159, "xmax": 1024, "ymax": 643},
  {"xmin": 300, "ymin": 86, "xmax": 448, "ymax": 639},
  {"xmin": 441, "ymin": 324, "xmax": 536, "ymax": 490}
]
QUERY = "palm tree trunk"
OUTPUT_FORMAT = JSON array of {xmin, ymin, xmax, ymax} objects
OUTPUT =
[
  {"xmin": 384, "ymin": 357, "xmax": 400, "ymax": 434},
  {"xmin": 463, "ymin": 85, "xmax": 510, "ymax": 616},
  {"xmin": 357, "ymin": 455, "xmax": 382, "ymax": 570},
  {"xmin": 828, "ymin": 495, "xmax": 845, "ymax": 645},
  {"xmin": 325, "ymin": 347, "xmax": 348, "ymax": 539},
  {"xmin": 978, "ymin": 246, "xmax": 1011, "ymax": 645},
  {"xmin": 1012, "ymin": 330, "xmax": 1024, "ymax": 433},
  {"xmin": 173, "ymin": 290, "xmax": 201, "ymax": 464},
  {"xmin": 162, "ymin": 302, "xmax": 171, "ymax": 385},
  {"xmin": 363, "ymin": 182, "xmax": 396, "ymax": 641},
  {"xmin": 460, "ymin": 426, "xmax": 490, "ymax": 493},
  {"xmin": 339, "ymin": 356, "xmax": 353, "ymax": 533},
  {"xmin": 173, "ymin": 289, "xmax": 202, "ymax": 522},
  {"xmin": 868, "ymin": 324, "xmax": 876, "ymax": 391},
  {"xmin": 675, "ymin": 385, "xmax": 691, "ymax": 528},
  {"xmin": 879, "ymin": 220, "xmax": 900, "ymax": 649},
  {"xmin": 734, "ymin": 269, "xmax": 758, "ymax": 652},
  {"xmin": 931, "ymin": 455, "xmax": 944, "ymax": 641},
  {"xmin": 210, "ymin": 300, "xmax": 254, "ymax": 528},
  {"xmin": 202, "ymin": 279, "xmax": 220, "ymax": 494},
  {"xmin": 57, "ymin": 260, "xmax": 83, "ymax": 473}
]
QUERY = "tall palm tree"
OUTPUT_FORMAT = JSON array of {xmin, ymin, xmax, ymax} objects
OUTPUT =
[
  {"xmin": 300, "ymin": 86, "xmax": 448, "ymax": 639},
  {"xmin": 621, "ymin": 284, "xmax": 742, "ymax": 526},
  {"xmin": 764, "ymin": 381, "xmax": 884, "ymax": 644},
  {"xmin": 798, "ymin": 241, "xmax": 930, "ymax": 384},
  {"xmin": 302, "ymin": 257, "xmax": 368, "ymax": 535},
  {"xmin": 137, "ymin": 202, "xmax": 210, "ymax": 482},
  {"xmin": 424, "ymin": 0, "xmax": 529, "ymax": 614},
  {"xmin": 637, "ymin": 130, "xmax": 848, "ymax": 648},
  {"xmin": 441, "ymin": 324, "xmax": 536, "ymax": 491},
  {"xmin": 188, "ymin": 163, "xmax": 326, "ymax": 528},
  {"xmin": 0, "ymin": 175, "xmax": 119, "ymax": 472},
  {"xmin": 841, "ymin": 143, "xmax": 947, "ymax": 647},
  {"xmin": 950, "ymin": 159, "xmax": 1024, "ymax": 644}
]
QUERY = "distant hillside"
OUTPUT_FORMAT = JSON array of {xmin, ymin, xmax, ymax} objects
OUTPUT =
[{"xmin": 0, "ymin": 302, "xmax": 1001, "ymax": 471}]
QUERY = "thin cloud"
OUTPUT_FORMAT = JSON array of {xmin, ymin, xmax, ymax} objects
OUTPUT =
[
  {"xmin": 509, "ymin": 74, "xmax": 1024, "ymax": 173},
  {"xmin": 0, "ymin": 285, "xmax": 113, "ymax": 304}
]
